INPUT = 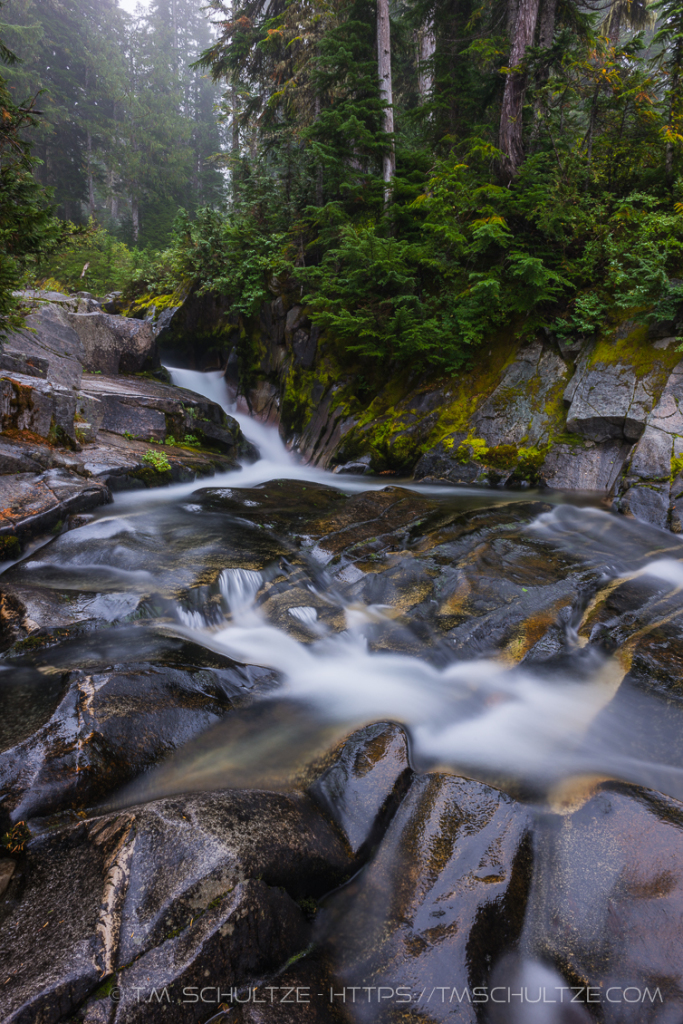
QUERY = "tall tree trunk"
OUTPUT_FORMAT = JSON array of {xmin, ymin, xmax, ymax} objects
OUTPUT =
[
  {"xmin": 667, "ymin": 39, "xmax": 682, "ymax": 179},
  {"xmin": 132, "ymin": 197, "xmax": 139, "ymax": 244},
  {"xmin": 608, "ymin": 6, "xmax": 621, "ymax": 42},
  {"xmin": 87, "ymin": 130, "xmax": 95, "ymax": 216},
  {"xmin": 418, "ymin": 20, "xmax": 435, "ymax": 102},
  {"xmin": 314, "ymin": 94, "xmax": 324, "ymax": 206},
  {"xmin": 499, "ymin": 0, "xmax": 542, "ymax": 180},
  {"xmin": 377, "ymin": 0, "xmax": 395, "ymax": 192},
  {"xmin": 538, "ymin": 0, "xmax": 557, "ymax": 49},
  {"xmin": 530, "ymin": 0, "xmax": 558, "ymax": 143}
]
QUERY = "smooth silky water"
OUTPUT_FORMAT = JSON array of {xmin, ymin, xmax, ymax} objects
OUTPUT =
[{"xmin": 4, "ymin": 366, "xmax": 683, "ymax": 1018}]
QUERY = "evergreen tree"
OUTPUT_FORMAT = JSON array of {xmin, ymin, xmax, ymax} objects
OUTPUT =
[{"xmin": 0, "ymin": 7, "xmax": 60, "ymax": 333}]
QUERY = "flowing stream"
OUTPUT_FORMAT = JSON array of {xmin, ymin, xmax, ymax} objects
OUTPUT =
[
  {"xmin": 4, "ymin": 367, "xmax": 683, "ymax": 1019},
  {"xmin": 117, "ymin": 366, "xmax": 683, "ymax": 809}
]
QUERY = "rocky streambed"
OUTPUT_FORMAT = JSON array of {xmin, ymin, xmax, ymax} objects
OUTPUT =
[
  {"xmin": 3, "ymin": 297, "xmax": 683, "ymax": 1023},
  {"xmin": 2, "ymin": 446, "xmax": 683, "ymax": 1022}
]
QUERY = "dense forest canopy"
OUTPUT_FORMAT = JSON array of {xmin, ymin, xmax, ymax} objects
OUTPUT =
[{"xmin": 3, "ymin": 0, "xmax": 683, "ymax": 373}]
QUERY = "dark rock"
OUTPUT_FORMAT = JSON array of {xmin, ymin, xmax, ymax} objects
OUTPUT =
[
  {"xmin": 0, "ymin": 663, "xmax": 239, "ymax": 820},
  {"xmin": 0, "ymin": 858, "xmax": 15, "ymax": 897},
  {"xmin": 66, "ymin": 312, "xmax": 159, "ymax": 375},
  {"xmin": 0, "ymin": 786, "xmax": 351, "ymax": 1024},
  {"xmin": 472, "ymin": 338, "xmax": 569, "ymax": 447},
  {"xmin": 308, "ymin": 722, "xmax": 413, "ymax": 859},
  {"xmin": 293, "ymin": 325, "xmax": 320, "ymax": 369},
  {"xmin": 78, "ymin": 373, "xmax": 247, "ymax": 454},
  {"xmin": 0, "ymin": 349, "xmax": 48, "ymax": 379},
  {"xmin": 0, "ymin": 469, "xmax": 110, "ymax": 544},
  {"xmin": 0, "ymin": 779, "xmax": 360, "ymax": 1021},
  {"xmin": 540, "ymin": 439, "xmax": 632, "ymax": 492},
  {"xmin": 318, "ymin": 773, "xmax": 533, "ymax": 1023},
  {"xmin": 103, "ymin": 879, "xmax": 309, "ymax": 1024},
  {"xmin": 612, "ymin": 361, "xmax": 683, "ymax": 528},
  {"xmin": 0, "ymin": 372, "xmax": 78, "ymax": 442},
  {"xmin": 522, "ymin": 783, "xmax": 683, "ymax": 1021},
  {"xmin": 617, "ymin": 484, "xmax": 671, "ymax": 530},
  {"xmin": 332, "ymin": 458, "xmax": 370, "ymax": 475},
  {"xmin": 565, "ymin": 349, "xmax": 660, "ymax": 442}
]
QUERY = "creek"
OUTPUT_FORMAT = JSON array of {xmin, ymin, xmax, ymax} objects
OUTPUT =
[{"xmin": 3, "ymin": 367, "xmax": 683, "ymax": 1022}]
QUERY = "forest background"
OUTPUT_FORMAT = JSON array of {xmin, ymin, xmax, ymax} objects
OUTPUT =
[{"xmin": 3, "ymin": 0, "xmax": 683, "ymax": 375}]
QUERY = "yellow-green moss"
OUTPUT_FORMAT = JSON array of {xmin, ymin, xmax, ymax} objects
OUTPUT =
[
  {"xmin": 124, "ymin": 289, "xmax": 184, "ymax": 321},
  {"xmin": 588, "ymin": 323, "xmax": 680, "ymax": 381}
]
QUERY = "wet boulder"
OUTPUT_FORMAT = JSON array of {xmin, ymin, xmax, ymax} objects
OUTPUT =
[
  {"xmin": 0, "ymin": 664, "xmax": 238, "ymax": 821},
  {"xmin": 0, "ymin": 468, "xmax": 110, "ymax": 552},
  {"xmin": 522, "ymin": 782, "xmax": 683, "ymax": 1022},
  {"xmin": 308, "ymin": 722, "xmax": 413, "ymax": 859},
  {"xmin": 0, "ymin": 787, "xmax": 351, "ymax": 1024},
  {"xmin": 65, "ymin": 311, "xmax": 158, "ymax": 375},
  {"xmin": 78, "ymin": 373, "xmax": 249, "ymax": 455},
  {"xmin": 317, "ymin": 773, "xmax": 533, "ymax": 1023}
]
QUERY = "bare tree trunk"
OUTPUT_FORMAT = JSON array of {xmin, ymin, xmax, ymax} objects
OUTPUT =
[
  {"xmin": 607, "ymin": 6, "xmax": 621, "ymax": 42},
  {"xmin": 87, "ymin": 131, "xmax": 95, "ymax": 216},
  {"xmin": 499, "ymin": 0, "xmax": 542, "ymax": 180},
  {"xmin": 377, "ymin": 0, "xmax": 395, "ymax": 192},
  {"xmin": 315, "ymin": 94, "xmax": 324, "ymax": 206},
  {"xmin": 538, "ymin": 0, "xmax": 557, "ymax": 49},
  {"xmin": 530, "ymin": 0, "xmax": 558, "ymax": 143},
  {"xmin": 418, "ymin": 20, "xmax": 435, "ymax": 101},
  {"xmin": 132, "ymin": 198, "xmax": 139, "ymax": 245}
]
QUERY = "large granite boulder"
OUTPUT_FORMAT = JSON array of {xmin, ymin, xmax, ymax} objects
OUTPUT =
[
  {"xmin": 0, "ymin": 719, "xmax": 419, "ymax": 1024},
  {"xmin": 414, "ymin": 339, "xmax": 570, "ymax": 487},
  {"xmin": 318, "ymin": 773, "xmax": 533, "ymax": 1023},
  {"xmin": 564, "ymin": 348, "xmax": 661, "ymax": 442},
  {"xmin": 0, "ymin": 790, "xmax": 345, "ymax": 1024},
  {"xmin": 0, "ymin": 468, "xmax": 110, "ymax": 552},
  {"xmin": 471, "ymin": 338, "xmax": 569, "ymax": 447},
  {"xmin": 540, "ymin": 438, "xmax": 632, "ymax": 492},
  {"xmin": 66, "ymin": 312, "xmax": 158, "ymax": 375},
  {"xmin": 0, "ymin": 304, "xmax": 85, "ymax": 387},
  {"xmin": 612, "ymin": 361, "xmax": 683, "ymax": 529},
  {"xmin": 522, "ymin": 782, "xmax": 683, "ymax": 1022}
]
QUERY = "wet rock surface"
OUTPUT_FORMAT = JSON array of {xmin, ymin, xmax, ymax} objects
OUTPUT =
[
  {"xmin": 522, "ymin": 782, "xmax": 683, "ymax": 1022},
  {"xmin": 318, "ymin": 773, "xmax": 534, "ymax": 1023},
  {"xmin": 3, "ymin": 467, "xmax": 683, "ymax": 1020},
  {"xmin": 0, "ymin": 296, "xmax": 254, "ymax": 551}
]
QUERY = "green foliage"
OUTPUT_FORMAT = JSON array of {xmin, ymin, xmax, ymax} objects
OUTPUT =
[
  {"xmin": 129, "ymin": 208, "xmax": 290, "ymax": 316},
  {"xmin": 142, "ymin": 449, "xmax": 171, "ymax": 472},
  {"xmin": 0, "ymin": 27, "xmax": 62, "ymax": 334},
  {"xmin": 37, "ymin": 220, "xmax": 137, "ymax": 295}
]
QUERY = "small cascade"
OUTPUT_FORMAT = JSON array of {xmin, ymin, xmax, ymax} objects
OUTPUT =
[{"xmin": 219, "ymin": 567, "xmax": 263, "ymax": 616}]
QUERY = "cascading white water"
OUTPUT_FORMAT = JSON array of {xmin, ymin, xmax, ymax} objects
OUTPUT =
[
  {"xmin": 104, "ymin": 365, "xmax": 517, "ymax": 507},
  {"xmin": 52, "ymin": 366, "xmax": 677, "ymax": 808},
  {"xmin": 166, "ymin": 366, "xmax": 293, "ymax": 467}
]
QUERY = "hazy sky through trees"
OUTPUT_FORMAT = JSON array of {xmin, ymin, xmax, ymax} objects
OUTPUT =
[{"xmin": 118, "ymin": 0, "xmax": 149, "ymax": 13}]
